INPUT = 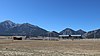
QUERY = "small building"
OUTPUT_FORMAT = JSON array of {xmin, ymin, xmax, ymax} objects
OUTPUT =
[{"xmin": 59, "ymin": 35, "xmax": 82, "ymax": 40}]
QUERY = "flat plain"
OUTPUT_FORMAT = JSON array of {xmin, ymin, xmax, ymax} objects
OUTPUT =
[{"xmin": 0, "ymin": 39, "xmax": 100, "ymax": 56}]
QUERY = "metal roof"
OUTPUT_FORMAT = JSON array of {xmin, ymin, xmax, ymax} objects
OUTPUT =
[{"xmin": 59, "ymin": 35, "xmax": 81, "ymax": 37}]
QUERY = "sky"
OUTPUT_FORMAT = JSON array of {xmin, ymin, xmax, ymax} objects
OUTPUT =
[{"xmin": 0, "ymin": 0, "xmax": 100, "ymax": 32}]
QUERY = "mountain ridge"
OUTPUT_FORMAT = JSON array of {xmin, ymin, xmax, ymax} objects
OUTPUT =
[
  {"xmin": 0, "ymin": 20, "xmax": 100, "ymax": 38},
  {"xmin": 0, "ymin": 20, "xmax": 48, "ymax": 36},
  {"xmin": 59, "ymin": 28, "xmax": 86, "ymax": 35}
]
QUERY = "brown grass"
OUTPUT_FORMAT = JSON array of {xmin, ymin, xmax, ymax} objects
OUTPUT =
[{"xmin": 0, "ymin": 39, "xmax": 100, "ymax": 56}]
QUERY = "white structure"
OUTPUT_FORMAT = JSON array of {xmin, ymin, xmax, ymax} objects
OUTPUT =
[{"xmin": 59, "ymin": 35, "xmax": 82, "ymax": 39}]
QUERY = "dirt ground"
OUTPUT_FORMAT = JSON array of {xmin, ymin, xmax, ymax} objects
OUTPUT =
[{"xmin": 0, "ymin": 39, "xmax": 100, "ymax": 56}]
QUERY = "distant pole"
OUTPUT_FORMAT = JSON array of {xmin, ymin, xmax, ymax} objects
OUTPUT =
[{"xmin": 93, "ymin": 30, "xmax": 96, "ymax": 50}]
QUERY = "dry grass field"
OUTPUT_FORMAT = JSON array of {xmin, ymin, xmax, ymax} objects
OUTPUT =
[{"xmin": 0, "ymin": 39, "xmax": 100, "ymax": 56}]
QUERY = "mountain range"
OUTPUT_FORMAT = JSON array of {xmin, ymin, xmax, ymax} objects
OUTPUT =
[
  {"xmin": 0, "ymin": 20, "xmax": 48, "ymax": 36},
  {"xmin": 0, "ymin": 20, "xmax": 99, "ymax": 38},
  {"xmin": 83, "ymin": 29, "xmax": 100, "ymax": 38},
  {"xmin": 60, "ymin": 28, "xmax": 86, "ymax": 35}
]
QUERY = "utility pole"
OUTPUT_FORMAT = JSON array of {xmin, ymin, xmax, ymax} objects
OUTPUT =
[
  {"xmin": 93, "ymin": 30, "xmax": 96, "ymax": 50},
  {"xmin": 94, "ymin": 30, "xmax": 96, "ymax": 39}
]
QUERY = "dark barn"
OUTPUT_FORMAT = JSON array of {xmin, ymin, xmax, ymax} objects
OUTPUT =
[{"xmin": 13, "ymin": 37, "xmax": 22, "ymax": 40}]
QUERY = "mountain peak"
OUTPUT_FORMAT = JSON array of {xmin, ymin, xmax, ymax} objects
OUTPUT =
[
  {"xmin": 64, "ymin": 28, "xmax": 75, "ymax": 32},
  {"xmin": 1, "ymin": 20, "xmax": 15, "ymax": 26},
  {"xmin": 65, "ymin": 28, "xmax": 73, "ymax": 30},
  {"xmin": 4, "ymin": 20, "xmax": 12, "ymax": 22},
  {"xmin": 76, "ymin": 29, "xmax": 86, "ymax": 35},
  {"xmin": 21, "ymin": 23, "xmax": 38, "ymax": 27},
  {"xmin": 77, "ymin": 29, "xmax": 85, "ymax": 31},
  {"xmin": 3, "ymin": 20, "xmax": 13, "ymax": 23},
  {"xmin": 77, "ymin": 29, "xmax": 85, "ymax": 32},
  {"xmin": 60, "ymin": 28, "xmax": 76, "ymax": 35},
  {"xmin": 22, "ymin": 23, "xmax": 32, "ymax": 25},
  {"xmin": 0, "ymin": 20, "xmax": 16, "ymax": 32}
]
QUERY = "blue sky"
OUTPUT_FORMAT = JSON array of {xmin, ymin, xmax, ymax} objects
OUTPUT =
[{"xmin": 0, "ymin": 0, "xmax": 100, "ymax": 32}]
